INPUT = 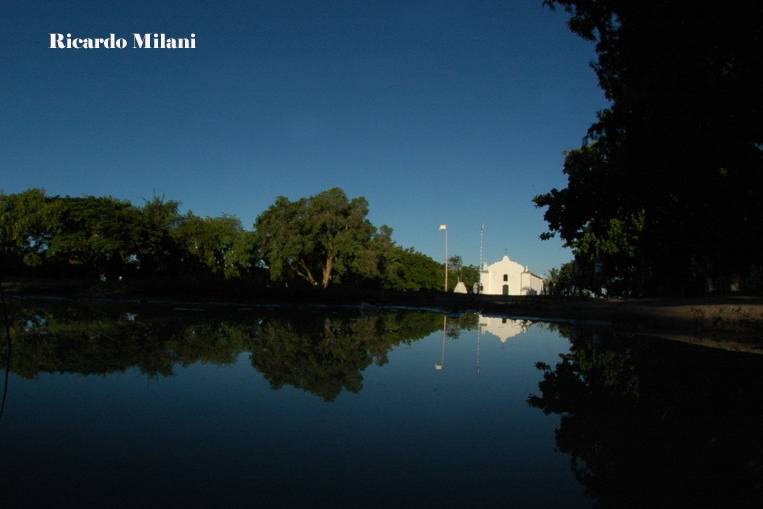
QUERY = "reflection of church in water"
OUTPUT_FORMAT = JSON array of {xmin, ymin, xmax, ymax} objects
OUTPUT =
[
  {"xmin": 474, "ymin": 315, "xmax": 532, "ymax": 375},
  {"xmin": 478, "ymin": 315, "xmax": 531, "ymax": 343},
  {"xmin": 434, "ymin": 314, "xmax": 532, "ymax": 374}
]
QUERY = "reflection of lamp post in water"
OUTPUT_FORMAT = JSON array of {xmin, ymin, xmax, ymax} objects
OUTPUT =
[
  {"xmin": 434, "ymin": 315, "xmax": 447, "ymax": 371},
  {"xmin": 475, "ymin": 325, "xmax": 480, "ymax": 376}
]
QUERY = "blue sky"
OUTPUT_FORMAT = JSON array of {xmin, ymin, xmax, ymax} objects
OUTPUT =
[{"xmin": 1, "ymin": 0, "xmax": 606, "ymax": 275}]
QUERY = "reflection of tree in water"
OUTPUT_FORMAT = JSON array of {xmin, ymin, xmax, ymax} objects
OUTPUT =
[
  {"xmin": 6, "ymin": 306, "xmax": 448, "ymax": 400},
  {"xmin": 528, "ymin": 327, "xmax": 763, "ymax": 507},
  {"xmin": 8, "ymin": 309, "xmax": 256, "ymax": 378},
  {"xmin": 250, "ymin": 311, "xmax": 443, "ymax": 401},
  {"xmin": 443, "ymin": 312, "xmax": 478, "ymax": 339}
]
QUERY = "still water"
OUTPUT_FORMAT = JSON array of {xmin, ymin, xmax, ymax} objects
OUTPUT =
[{"xmin": 0, "ymin": 306, "xmax": 761, "ymax": 507}]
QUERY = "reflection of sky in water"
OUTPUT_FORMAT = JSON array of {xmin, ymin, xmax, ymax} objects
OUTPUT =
[
  {"xmin": 1, "ymin": 310, "xmax": 584, "ymax": 506},
  {"xmin": 6, "ymin": 309, "xmax": 761, "ymax": 506}
]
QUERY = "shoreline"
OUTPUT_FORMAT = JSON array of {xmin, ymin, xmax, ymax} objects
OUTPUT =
[{"xmin": 4, "ymin": 278, "xmax": 762, "ymax": 355}]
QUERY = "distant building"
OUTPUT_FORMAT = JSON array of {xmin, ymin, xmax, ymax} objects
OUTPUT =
[
  {"xmin": 479, "ymin": 255, "xmax": 544, "ymax": 296},
  {"xmin": 453, "ymin": 281, "xmax": 467, "ymax": 294}
]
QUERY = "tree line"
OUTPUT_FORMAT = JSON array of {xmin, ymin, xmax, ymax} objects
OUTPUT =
[{"xmin": 0, "ymin": 187, "xmax": 477, "ymax": 293}]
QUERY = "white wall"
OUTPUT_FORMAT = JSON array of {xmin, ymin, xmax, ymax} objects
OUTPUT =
[{"xmin": 521, "ymin": 273, "xmax": 545, "ymax": 295}]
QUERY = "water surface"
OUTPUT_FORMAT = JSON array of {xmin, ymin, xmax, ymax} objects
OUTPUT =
[{"xmin": 1, "ymin": 306, "xmax": 760, "ymax": 507}]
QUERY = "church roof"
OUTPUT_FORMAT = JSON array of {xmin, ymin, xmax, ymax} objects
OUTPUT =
[
  {"xmin": 485, "ymin": 255, "xmax": 521, "ymax": 269},
  {"xmin": 483, "ymin": 255, "xmax": 544, "ymax": 280}
]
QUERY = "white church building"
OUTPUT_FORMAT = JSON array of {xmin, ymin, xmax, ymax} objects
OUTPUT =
[{"xmin": 479, "ymin": 255, "xmax": 545, "ymax": 296}]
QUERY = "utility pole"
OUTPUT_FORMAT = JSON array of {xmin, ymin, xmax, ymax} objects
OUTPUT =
[
  {"xmin": 439, "ymin": 224, "xmax": 448, "ymax": 291},
  {"xmin": 479, "ymin": 224, "xmax": 485, "ymax": 271}
]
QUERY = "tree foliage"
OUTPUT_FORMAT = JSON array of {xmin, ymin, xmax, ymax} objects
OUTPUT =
[
  {"xmin": 535, "ymin": 1, "xmax": 763, "ymax": 296},
  {"xmin": 1, "ymin": 187, "xmax": 449, "ymax": 293},
  {"xmin": 0, "ymin": 190, "xmax": 257, "ymax": 282},
  {"xmin": 380, "ymin": 246, "xmax": 443, "ymax": 292},
  {"xmin": 173, "ymin": 213, "xmax": 254, "ymax": 278},
  {"xmin": 46, "ymin": 196, "xmax": 140, "ymax": 276},
  {"xmin": 544, "ymin": 262, "xmax": 579, "ymax": 297},
  {"xmin": 255, "ymin": 188, "xmax": 376, "ymax": 288},
  {"xmin": 0, "ymin": 189, "xmax": 50, "ymax": 270}
]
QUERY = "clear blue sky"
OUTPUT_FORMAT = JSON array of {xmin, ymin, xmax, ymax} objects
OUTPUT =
[{"xmin": 1, "ymin": 0, "xmax": 606, "ymax": 276}]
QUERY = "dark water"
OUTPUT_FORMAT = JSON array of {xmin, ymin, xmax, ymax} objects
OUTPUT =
[{"xmin": 0, "ymin": 306, "xmax": 761, "ymax": 507}]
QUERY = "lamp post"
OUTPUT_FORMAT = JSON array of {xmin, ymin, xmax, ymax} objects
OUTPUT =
[{"xmin": 439, "ymin": 224, "xmax": 448, "ymax": 292}]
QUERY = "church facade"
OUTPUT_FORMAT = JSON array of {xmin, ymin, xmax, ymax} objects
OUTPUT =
[{"xmin": 479, "ymin": 255, "xmax": 545, "ymax": 296}]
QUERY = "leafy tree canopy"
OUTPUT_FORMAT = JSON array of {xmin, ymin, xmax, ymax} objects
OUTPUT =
[
  {"xmin": 535, "ymin": 1, "xmax": 763, "ymax": 296},
  {"xmin": 1, "ymin": 187, "xmax": 449, "ymax": 293},
  {"xmin": 255, "ymin": 188, "xmax": 377, "ymax": 288}
]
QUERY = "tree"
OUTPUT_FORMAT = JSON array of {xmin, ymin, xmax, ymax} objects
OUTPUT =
[
  {"xmin": 535, "ymin": 1, "xmax": 763, "ymax": 296},
  {"xmin": 545, "ymin": 261, "xmax": 580, "ymax": 296},
  {"xmin": 0, "ymin": 189, "xmax": 50, "ymax": 271},
  {"xmin": 134, "ymin": 197, "xmax": 183, "ymax": 276},
  {"xmin": 444, "ymin": 256, "xmax": 480, "ymax": 292},
  {"xmin": 0, "ymin": 190, "xmax": 263, "ymax": 283},
  {"xmin": 458, "ymin": 264, "xmax": 480, "ymax": 292},
  {"xmin": 45, "ymin": 195, "xmax": 142, "ymax": 277},
  {"xmin": 378, "ymin": 246, "xmax": 442, "ymax": 291},
  {"xmin": 448, "ymin": 255, "xmax": 462, "ymax": 274},
  {"xmin": 254, "ymin": 188, "xmax": 376, "ymax": 288},
  {"xmin": 173, "ymin": 213, "xmax": 253, "ymax": 279}
]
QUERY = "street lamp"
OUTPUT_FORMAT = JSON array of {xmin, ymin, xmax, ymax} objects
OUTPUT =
[{"xmin": 439, "ymin": 224, "xmax": 448, "ymax": 292}]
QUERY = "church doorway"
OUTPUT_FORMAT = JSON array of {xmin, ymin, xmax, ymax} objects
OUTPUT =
[{"xmin": 502, "ymin": 284, "xmax": 509, "ymax": 295}]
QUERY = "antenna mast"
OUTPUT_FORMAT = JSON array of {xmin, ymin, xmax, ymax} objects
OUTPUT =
[{"xmin": 479, "ymin": 224, "xmax": 485, "ymax": 271}]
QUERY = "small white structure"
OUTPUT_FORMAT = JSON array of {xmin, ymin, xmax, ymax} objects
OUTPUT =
[
  {"xmin": 479, "ymin": 255, "xmax": 544, "ymax": 296},
  {"xmin": 453, "ymin": 281, "xmax": 467, "ymax": 294}
]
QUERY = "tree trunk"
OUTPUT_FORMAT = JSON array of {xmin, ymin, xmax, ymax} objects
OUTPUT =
[
  {"xmin": 296, "ymin": 260, "xmax": 318, "ymax": 286},
  {"xmin": 321, "ymin": 256, "xmax": 333, "ymax": 288}
]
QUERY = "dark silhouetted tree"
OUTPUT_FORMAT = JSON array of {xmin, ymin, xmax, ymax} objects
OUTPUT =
[{"xmin": 535, "ymin": 1, "xmax": 763, "ymax": 296}]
